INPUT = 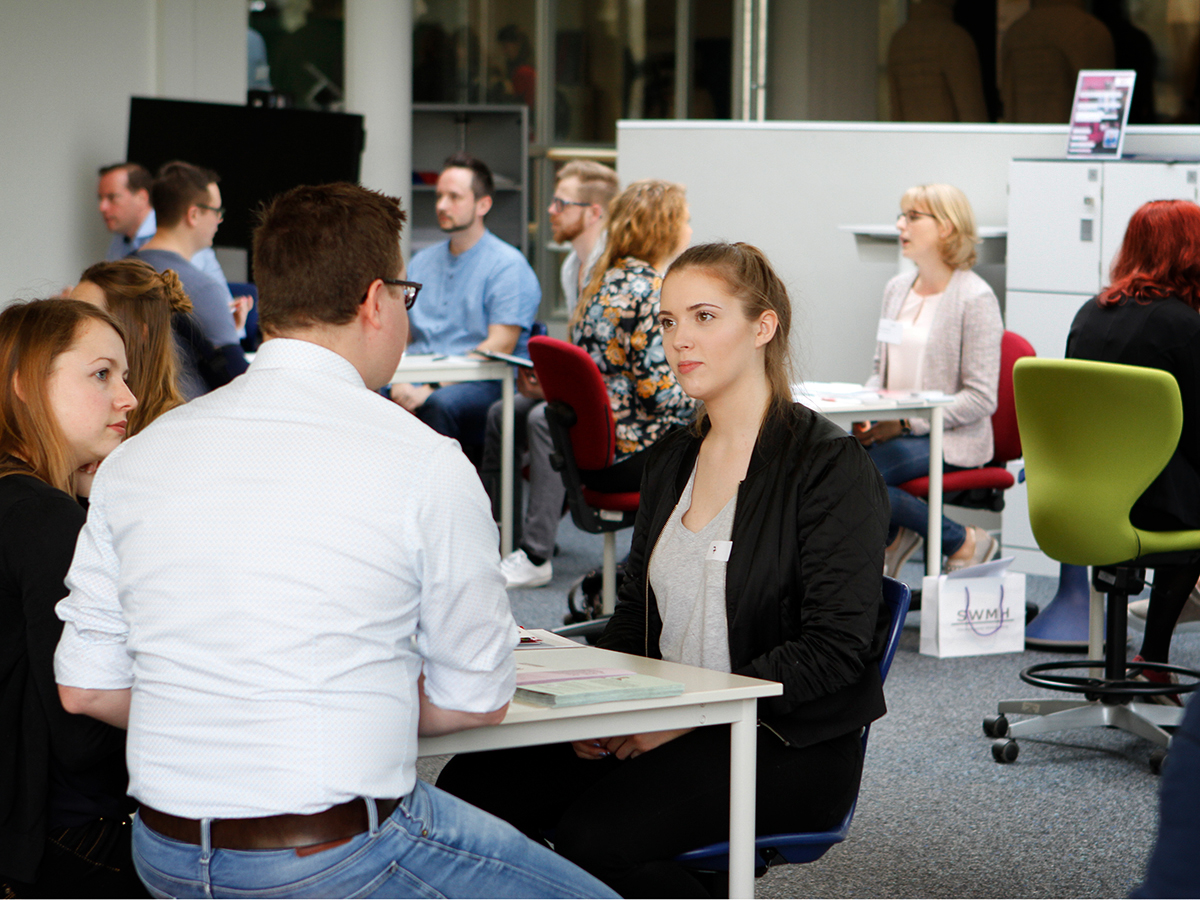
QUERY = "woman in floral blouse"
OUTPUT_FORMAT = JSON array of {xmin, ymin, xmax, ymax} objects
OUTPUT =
[
  {"xmin": 569, "ymin": 178, "xmax": 695, "ymax": 460},
  {"xmin": 497, "ymin": 178, "xmax": 695, "ymax": 589}
]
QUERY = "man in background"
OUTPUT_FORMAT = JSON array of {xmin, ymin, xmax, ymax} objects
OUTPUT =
[
  {"xmin": 550, "ymin": 159, "xmax": 617, "ymax": 312},
  {"xmin": 98, "ymin": 161, "xmax": 227, "ymax": 282},
  {"xmin": 133, "ymin": 161, "xmax": 249, "ymax": 395},
  {"xmin": 387, "ymin": 152, "xmax": 540, "ymax": 458}
]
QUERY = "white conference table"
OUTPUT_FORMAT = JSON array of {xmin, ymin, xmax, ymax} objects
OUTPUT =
[
  {"xmin": 393, "ymin": 354, "xmax": 516, "ymax": 555},
  {"xmin": 418, "ymin": 643, "xmax": 783, "ymax": 899},
  {"xmin": 795, "ymin": 384, "xmax": 955, "ymax": 575}
]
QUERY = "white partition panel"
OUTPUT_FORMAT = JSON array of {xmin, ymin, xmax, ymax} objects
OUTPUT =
[{"xmin": 616, "ymin": 122, "xmax": 1200, "ymax": 383}]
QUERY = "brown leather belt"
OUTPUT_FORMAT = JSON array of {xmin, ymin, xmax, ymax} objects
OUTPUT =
[{"xmin": 138, "ymin": 797, "xmax": 401, "ymax": 851}]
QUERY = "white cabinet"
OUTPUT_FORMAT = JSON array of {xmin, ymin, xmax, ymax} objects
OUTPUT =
[
  {"xmin": 1100, "ymin": 162, "xmax": 1199, "ymax": 270},
  {"xmin": 1007, "ymin": 158, "xmax": 1200, "ymax": 355},
  {"xmin": 1004, "ymin": 157, "xmax": 1200, "ymax": 573},
  {"xmin": 1004, "ymin": 290, "xmax": 1089, "ymax": 360},
  {"xmin": 1007, "ymin": 160, "xmax": 1104, "ymax": 296}
]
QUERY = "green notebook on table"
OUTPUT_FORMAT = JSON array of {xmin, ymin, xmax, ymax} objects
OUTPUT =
[{"xmin": 514, "ymin": 666, "xmax": 684, "ymax": 708}]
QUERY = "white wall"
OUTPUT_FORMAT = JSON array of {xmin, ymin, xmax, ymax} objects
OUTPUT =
[
  {"xmin": 0, "ymin": 0, "xmax": 245, "ymax": 304},
  {"xmin": 345, "ymin": 0, "xmax": 413, "ymax": 247},
  {"xmin": 617, "ymin": 121, "xmax": 1200, "ymax": 382}
]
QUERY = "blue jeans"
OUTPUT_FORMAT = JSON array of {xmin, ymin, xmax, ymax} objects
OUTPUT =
[
  {"xmin": 131, "ymin": 781, "xmax": 619, "ymax": 899},
  {"xmin": 867, "ymin": 435, "xmax": 968, "ymax": 556},
  {"xmin": 1133, "ymin": 693, "xmax": 1200, "ymax": 897},
  {"xmin": 416, "ymin": 380, "xmax": 503, "ymax": 450}
]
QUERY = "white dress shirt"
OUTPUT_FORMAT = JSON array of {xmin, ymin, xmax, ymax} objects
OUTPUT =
[{"xmin": 55, "ymin": 338, "xmax": 517, "ymax": 818}]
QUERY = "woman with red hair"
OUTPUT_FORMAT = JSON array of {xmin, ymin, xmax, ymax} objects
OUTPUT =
[{"xmin": 1067, "ymin": 198, "xmax": 1200, "ymax": 699}]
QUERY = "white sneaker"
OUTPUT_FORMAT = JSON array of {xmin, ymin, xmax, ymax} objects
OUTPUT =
[{"xmin": 500, "ymin": 549, "xmax": 553, "ymax": 589}]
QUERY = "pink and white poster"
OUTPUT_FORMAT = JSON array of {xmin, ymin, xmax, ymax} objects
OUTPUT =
[{"xmin": 1067, "ymin": 70, "xmax": 1137, "ymax": 159}]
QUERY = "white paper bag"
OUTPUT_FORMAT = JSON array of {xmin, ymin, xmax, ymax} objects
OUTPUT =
[{"xmin": 920, "ymin": 559, "xmax": 1025, "ymax": 658}]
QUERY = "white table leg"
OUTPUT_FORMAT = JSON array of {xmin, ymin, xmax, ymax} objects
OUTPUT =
[
  {"xmin": 1089, "ymin": 576, "xmax": 1105, "ymax": 677},
  {"xmin": 926, "ymin": 406, "xmax": 944, "ymax": 576},
  {"xmin": 500, "ymin": 375, "xmax": 515, "ymax": 557},
  {"xmin": 728, "ymin": 699, "xmax": 758, "ymax": 899}
]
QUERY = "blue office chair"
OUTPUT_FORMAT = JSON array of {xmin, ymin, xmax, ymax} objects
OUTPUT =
[{"xmin": 674, "ymin": 576, "xmax": 911, "ymax": 875}]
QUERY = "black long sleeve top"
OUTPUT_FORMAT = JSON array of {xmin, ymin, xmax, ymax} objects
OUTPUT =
[{"xmin": 0, "ymin": 473, "xmax": 128, "ymax": 883}]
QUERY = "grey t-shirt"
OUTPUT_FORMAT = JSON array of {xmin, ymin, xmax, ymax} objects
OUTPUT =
[
  {"xmin": 133, "ymin": 248, "xmax": 239, "ymax": 349},
  {"xmin": 649, "ymin": 463, "xmax": 735, "ymax": 673}
]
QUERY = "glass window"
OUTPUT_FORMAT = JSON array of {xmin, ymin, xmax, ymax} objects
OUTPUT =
[
  {"xmin": 415, "ymin": 1, "xmax": 733, "ymax": 146},
  {"xmin": 249, "ymin": 0, "xmax": 345, "ymax": 110}
]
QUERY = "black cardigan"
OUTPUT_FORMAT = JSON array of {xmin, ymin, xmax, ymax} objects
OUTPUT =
[
  {"xmin": 1067, "ymin": 294, "xmax": 1200, "ymax": 532},
  {"xmin": 598, "ymin": 403, "xmax": 891, "ymax": 748},
  {"xmin": 0, "ymin": 474, "xmax": 127, "ymax": 883}
]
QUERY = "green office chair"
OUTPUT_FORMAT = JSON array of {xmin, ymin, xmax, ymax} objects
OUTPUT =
[{"xmin": 984, "ymin": 359, "xmax": 1200, "ymax": 772}]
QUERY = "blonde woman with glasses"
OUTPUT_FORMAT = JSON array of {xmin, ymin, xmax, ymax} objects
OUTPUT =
[{"xmin": 856, "ymin": 183, "xmax": 1003, "ymax": 576}]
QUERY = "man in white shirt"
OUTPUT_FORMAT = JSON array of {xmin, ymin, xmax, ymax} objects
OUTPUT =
[{"xmin": 53, "ymin": 182, "xmax": 616, "ymax": 900}]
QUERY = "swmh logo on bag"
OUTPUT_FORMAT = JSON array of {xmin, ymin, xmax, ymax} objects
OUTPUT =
[
  {"xmin": 921, "ymin": 570, "xmax": 1025, "ymax": 658},
  {"xmin": 952, "ymin": 585, "xmax": 1011, "ymax": 635}
]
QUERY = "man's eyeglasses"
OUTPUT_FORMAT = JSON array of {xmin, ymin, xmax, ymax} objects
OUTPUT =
[
  {"xmin": 549, "ymin": 196, "xmax": 592, "ymax": 214},
  {"xmin": 380, "ymin": 278, "xmax": 422, "ymax": 309},
  {"xmin": 897, "ymin": 210, "xmax": 935, "ymax": 224},
  {"xmin": 196, "ymin": 203, "xmax": 225, "ymax": 220}
]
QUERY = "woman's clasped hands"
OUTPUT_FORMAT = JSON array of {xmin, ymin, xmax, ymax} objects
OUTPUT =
[{"xmin": 571, "ymin": 727, "xmax": 695, "ymax": 760}]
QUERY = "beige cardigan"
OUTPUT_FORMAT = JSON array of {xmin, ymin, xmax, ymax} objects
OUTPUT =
[{"xmin": 865, "ymin": 268, "xmax": 1003, "ymax": 468}]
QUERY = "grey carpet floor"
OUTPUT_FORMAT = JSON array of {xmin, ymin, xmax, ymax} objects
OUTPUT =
[{"xmin": 419, "ymin": 522, "xmax": 1192, "ymax": 898}]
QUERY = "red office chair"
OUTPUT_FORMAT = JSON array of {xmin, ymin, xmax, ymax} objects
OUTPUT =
[
  {"xmin": 528, "ymin": 336, "xmax": 639, "ymax": 628},
  {"xmin": 898, "ymin": 330, "xmax": 1035, "ymax": 511}
]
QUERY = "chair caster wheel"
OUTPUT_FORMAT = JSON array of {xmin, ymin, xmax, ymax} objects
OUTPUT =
[
  {"xmin": 983, "ymin": 715, "xmax": 1009, "ymax": 738},
  {"xmin": 1150, "ymin": 748, "xmax": 1168, "ymax": 775},
  {"xmin": 992, "ymin": 739, "xmax": 1018, "ymax": 763}
]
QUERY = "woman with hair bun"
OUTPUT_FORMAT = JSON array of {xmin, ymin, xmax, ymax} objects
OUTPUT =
[
  {"xmin": 858, "ymin": 183, "xmax": 1003, "ymax": 576},
  {"xmin": 71, "ymin": 258, "xmax": 190, "ymax": 434},
  {"xmin": 0, "ymin": 299, "xmax": 144, "ymax": 897},
  {"xmin": 1067, "ymin": 198, "xmax": 1200, "ymax": 695},
  {"xmin": 441, "ymin": 243, "xmax": 890, "ymax": 897}
]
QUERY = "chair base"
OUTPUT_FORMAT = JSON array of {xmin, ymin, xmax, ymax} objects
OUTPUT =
[
  {"xmin": 1024, "ymin": 563, "xmax": 1091, "ymax": 649},
  {"xmin": 990, "ymin": 564, "xmax": 1200, "ymax": 769},
  {"xmin": 991, "ymin": 697, "xmax": 1181, "ymax": 749}
]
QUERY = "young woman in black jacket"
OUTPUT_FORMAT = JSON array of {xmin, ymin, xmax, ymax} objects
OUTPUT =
[{"xmin": 438, "ymin": 242, "xmax": 891, "ymax": 898}]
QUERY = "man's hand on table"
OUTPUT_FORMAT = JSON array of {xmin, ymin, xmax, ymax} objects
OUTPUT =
[{"xmin": 390, "ymin": 382, "xmax": 436, "ymax": 411}]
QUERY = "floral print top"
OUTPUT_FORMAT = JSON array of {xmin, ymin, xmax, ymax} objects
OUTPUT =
[{"xmin": 570, "ymin": 257, "xmax": 695, "ymax": 459}]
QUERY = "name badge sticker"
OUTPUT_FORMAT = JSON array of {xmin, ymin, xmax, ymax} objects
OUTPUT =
[
  {"xmin": 707, "ymin": 541, "xmax": 733, "ymax": 562},
  {"xmin": 877, "ymin": 318, "xmax": 904, "ymax": 345}
]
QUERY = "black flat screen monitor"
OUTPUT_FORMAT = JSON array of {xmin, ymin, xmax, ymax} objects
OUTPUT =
[{"xmin": 126, "ymin": 97, "xmax": 365, "ymax": 251}]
